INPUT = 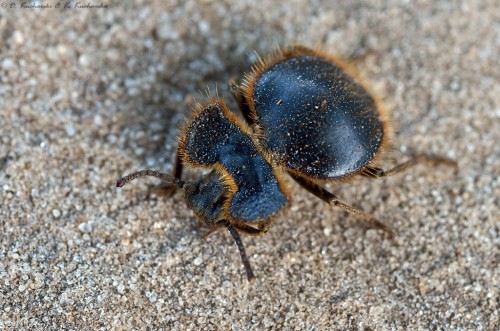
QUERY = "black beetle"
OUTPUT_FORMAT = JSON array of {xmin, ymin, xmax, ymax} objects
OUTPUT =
[{"xmin": 117, "ymin": 45, "xmax": 455, "ymax": 282}]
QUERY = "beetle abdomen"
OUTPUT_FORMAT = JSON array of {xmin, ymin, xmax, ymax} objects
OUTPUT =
[{"xmin": 250, "ymin": 52, "xmax": 385, "ymax": 180}]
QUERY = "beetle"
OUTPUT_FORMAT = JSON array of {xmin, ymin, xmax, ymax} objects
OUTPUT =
[{"xmin": 117, "ymin": 45, "xmax": 455, "ymax": 282}]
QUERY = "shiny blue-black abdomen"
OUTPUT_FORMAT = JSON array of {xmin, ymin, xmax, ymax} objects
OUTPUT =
[{"xmin": 251, "ymin": 55, "xmax": 384, "ymax": 179}]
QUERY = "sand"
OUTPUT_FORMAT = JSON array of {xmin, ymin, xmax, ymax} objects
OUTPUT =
[{"xmin": 0, "ymin": 0, "xmax": 498, "ymax": 330}]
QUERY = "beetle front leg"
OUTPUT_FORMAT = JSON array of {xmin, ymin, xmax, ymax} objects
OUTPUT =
[
  {"xmin": 290, "ymin": 173, "xmax": 393, "ymax": 237},
  {"xmin": 234, "ymin": 222, "xmax": 270, "ymax": 237},
  {"xmin": 221, "ymin": 220, "xmax": 256, "ymax": 282},
  {"xmin": 200, "ymin": 221, "xmax": 225, "ymax": 239},
  {"xmin": 152, "ymin": 147, "xmax": 185, "ymax": 198}
]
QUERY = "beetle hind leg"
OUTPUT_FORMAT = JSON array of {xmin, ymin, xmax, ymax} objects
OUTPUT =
[
  {"xmin": 290, "ymin": 174, "xmax": 393, "ymax": 237},
  {"xmin": 362, "ymin": 154, "xmax": 457, "ymax": 178}
]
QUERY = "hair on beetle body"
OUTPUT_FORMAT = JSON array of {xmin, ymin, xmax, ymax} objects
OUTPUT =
[
  {"xmin": 117, "ymin": 45, "xmax": 457, "ymax": 282},
  {"xmin": 238, "ymin": 45, "xmax": 392, "ymax": 181}
]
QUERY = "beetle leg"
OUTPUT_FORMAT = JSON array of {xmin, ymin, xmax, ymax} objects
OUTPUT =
[
  {"xmin": 290, "ymin": 173, "xmax": 393, "ymax": 237},
  {"xmin": 229, "ymin": 79, "xmax": 254, "ymax": 125},
  {"xmin": 200, "ymin": 222, "xmax": 225, "ymax": 239},
  {"xmin": 362, "ymin": 155, "xmax": 457, "ymax": 178},
  {"xmin": 199, "ymin": 220, "xmax": 256, "ymax": 281},
  {"xmin": 173, "ymin": 146, "xmax": 184, "ymax": 179},
  {"xmin": 152, "ymin": 147, "xmax": 184, "ymax": 197},
  {"xmin": 221, "ymin": 220, "xmax": 256, "ymax": 282},
  {"xmin": 202, "ymin": 222, "xmax": 269, "ymax": 237},
  {"xmin": 234, "ymin": 222, "xmax": 270, "ymax": 237}
]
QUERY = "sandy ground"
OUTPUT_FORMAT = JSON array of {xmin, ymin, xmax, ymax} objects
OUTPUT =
[{"xmin": 0, "ymin": 0, "xmax": 498, "ymax": 330}]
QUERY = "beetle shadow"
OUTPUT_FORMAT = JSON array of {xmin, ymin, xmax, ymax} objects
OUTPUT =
[{"xmin": 113, "ymin": 13, "xmax": 294, "ymax": 248}]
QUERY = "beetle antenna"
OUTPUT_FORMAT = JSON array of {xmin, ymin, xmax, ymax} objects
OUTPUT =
[
  {"xmin": 116, "ymin": 170, "xmax": 185, "ymax": 188},
  {"xmin": 222, "ymin": 220, "xmax": 256, "ymax": 282}
]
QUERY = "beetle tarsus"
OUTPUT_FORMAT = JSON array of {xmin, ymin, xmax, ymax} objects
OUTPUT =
[
  {"xmin": 290, "ymin": 173, "xmax": 394, "ymax": 236},
  {"xmin": 333, "ymin": 200, "xmax": 394, "ymax": 238}
]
